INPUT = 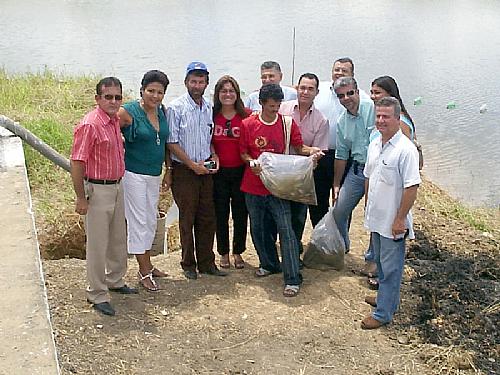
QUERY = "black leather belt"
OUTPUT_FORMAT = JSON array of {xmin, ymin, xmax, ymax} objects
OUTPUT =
[{"xmin": 85, "ymin": 177, "xmax": 121, "ymax": 185}]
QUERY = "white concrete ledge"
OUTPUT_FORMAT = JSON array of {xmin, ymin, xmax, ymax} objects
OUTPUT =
[{"xmin": 0, "ymin": 131, "xmax": 60, "ymax": 374}]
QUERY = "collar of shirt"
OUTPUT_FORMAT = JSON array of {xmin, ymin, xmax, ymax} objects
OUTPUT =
[
  {"xmin": 185, "ymin": 93, "xmax": 210, "ymax": 112},
  {"xmin": 380, "ymin": 129, "xmax": 403, "ymax": 149},
  {"xmin": 95, "ymin": 106, "xmax": 117, "ymax": 125}
]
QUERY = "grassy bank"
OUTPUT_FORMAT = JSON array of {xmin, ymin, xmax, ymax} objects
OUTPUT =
[{"xmin": 0, "ymin": 70, "xmax": 178, "ymax": 258}]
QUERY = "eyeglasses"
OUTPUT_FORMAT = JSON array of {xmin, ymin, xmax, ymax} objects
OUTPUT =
[
  {"xmin": 101, "ymin": 94, "xmax": 123, "ymax": 101},
  {"xmin": 225, "ymin": 120, "xmax": 234, "ymax": 137},
  {"xmin": 336, "ymin": 90, "xmax": 356, "ymax": 99}
]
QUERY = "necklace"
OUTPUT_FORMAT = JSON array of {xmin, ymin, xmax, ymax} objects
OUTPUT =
[{"xmin": 140, "ymin": 100, "xmax": 161, "ymax": 146}]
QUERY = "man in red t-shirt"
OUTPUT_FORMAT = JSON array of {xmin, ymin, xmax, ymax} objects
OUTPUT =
[{"xmin": 239, "ymin": 84, "xmax": 322, "ymax": 297}]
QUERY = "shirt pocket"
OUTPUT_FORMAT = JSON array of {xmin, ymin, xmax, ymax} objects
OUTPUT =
[{"xmin": 380, "ymin": 164, "xmax": 397, "ymax": 185}]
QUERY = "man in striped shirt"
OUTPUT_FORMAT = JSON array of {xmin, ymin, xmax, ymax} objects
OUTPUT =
[
  {"xmin": 166, "ymin": 62, "xmax": 227, "ymax": 280},
  {"xmin": 71, "ymin": 77, "xmax": 137, "ymax": 317}
]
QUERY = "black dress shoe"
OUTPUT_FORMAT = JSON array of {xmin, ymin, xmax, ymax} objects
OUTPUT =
[
  {"xmin": 109, "ymin": 285, "xmax": 139, "ymax": 294},
  {"xmin": 183, "ymin": 270, "xmax": 198, "ymax": 280},
  {"xmin": 201, "ymin": 266, "xmax": 228, "ymax": 277},
  {"xmin": 92, "ymin": 302, "xmax": 115, "ymax": 316}
]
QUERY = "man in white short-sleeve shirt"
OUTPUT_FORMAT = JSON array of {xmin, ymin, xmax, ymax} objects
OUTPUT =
[
  {"xmin": 361, "ymin": 96, "xmax": 421, "ymax": 330},
  {"xmin": 244, "ymin": 61, "xmax": 297, "ymax": 111}
]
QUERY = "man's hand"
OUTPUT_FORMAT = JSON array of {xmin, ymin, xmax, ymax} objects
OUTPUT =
[
  {"xmin": 332, "ymin": 185, "xmax": 340, "ymax": 205},
  {"xmin": 190, "ymin": 161, "xmax": 210, "ymax": 175},
  {"xmin": 250, "ymin": 163, "xmax": 262, "ymax": 175},
  {"xmin": 75, "ymin": 196, "xmax": 88, "ymax": 215},
  {"xmin": 162, "ymin": 171, "xmax": 173, "ymax": 189},
  {"xmin": 391, "ymin": 217, "xmax": 407, "ymax": 239}
]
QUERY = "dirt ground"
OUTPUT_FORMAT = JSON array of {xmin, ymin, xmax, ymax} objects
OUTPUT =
[{"xmin": 41, "ymin": 180, "xmax": 499, "ymax": 375}]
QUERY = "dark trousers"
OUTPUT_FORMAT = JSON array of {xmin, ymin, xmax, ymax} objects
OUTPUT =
[
  {"xmin": 171, "ymin": 163, "xmax": 216, "ymax": 272},
  {"xmin": 309, "ymin": 149, "xmax": 335, "ymax": 227},
  {"xmin": 213, "ymin": 166, "xmax": 248, "ymax": 255}
]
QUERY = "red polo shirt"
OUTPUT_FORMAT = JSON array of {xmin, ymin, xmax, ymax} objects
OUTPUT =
[{"xmin": 71, "ymin": 106, "xmax": 125, "ymax": 180}]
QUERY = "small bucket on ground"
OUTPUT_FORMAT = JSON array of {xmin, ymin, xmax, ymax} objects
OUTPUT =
[{"xmin": 150, "ymin": 211, "xmax": 166, "ymax": 256}]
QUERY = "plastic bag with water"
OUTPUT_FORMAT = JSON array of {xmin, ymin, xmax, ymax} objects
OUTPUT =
[
  {"xmin": 258, "ymin": 152, "xmax": 317, "ymax": 205},
  {"xmin": 303, "ymin": 208, "xmax": 345, "ymax": 270}
]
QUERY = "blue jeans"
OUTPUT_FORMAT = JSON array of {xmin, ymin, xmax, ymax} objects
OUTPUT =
[
  {"xmin": 371, "ymin": 232, "xmax": 406, "ymax": 323},
  {"xmin": 245, "ymin": 193, "xmax": 301, "ymax": 286},
  {"xmin": 365, "ymin": 234, "xmax": 375, "ymax": 263},
  {"xmin": 290, "ymin": 201, "xmax": 307, "ymax": 254},
  {"xmin": 333, "ymin": 164, "xmax": 366, "ymax": 251}
]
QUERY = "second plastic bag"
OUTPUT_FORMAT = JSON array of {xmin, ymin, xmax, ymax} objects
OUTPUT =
[
  {"xmin": 258, "ymin": 152, "xmax": 317, "ymax": 205},
  {"xmin": 303, "ymin": 208, "xmax": 345, "ymax": 270}
]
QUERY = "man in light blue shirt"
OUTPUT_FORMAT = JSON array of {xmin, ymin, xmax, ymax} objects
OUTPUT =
[
  {"xmin": 314, "ymin": 58, "xmax": 371, "ymax": 225},
  {"xmin": 332, "ymin": 77, "xmax": 375, "ymax": 252},
  {"xmin": 167, "ymin": 61, "xmax": 227, "ymax": 280},
  {"xmin": 244, "ymin": 61, "xmax": 296, "ymax": 111}
]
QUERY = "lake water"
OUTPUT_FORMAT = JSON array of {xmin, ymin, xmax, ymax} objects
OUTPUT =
[{"xmin": 1, "ymin": 0, "xmax": 499, "ymax": 207}]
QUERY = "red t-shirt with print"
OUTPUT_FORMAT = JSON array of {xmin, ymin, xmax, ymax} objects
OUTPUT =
[
  {"xmin": 212, "ymin": 110, "xmax": 250, "ymax": 168},
  {"xmin": 239, "ymin": 113, "xmax": 303, "ymax": 196}
]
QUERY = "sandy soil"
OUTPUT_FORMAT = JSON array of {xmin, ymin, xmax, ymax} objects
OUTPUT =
[{"xmin": 41, "ymin": 181, "xmax": 499, "ymax": 375}]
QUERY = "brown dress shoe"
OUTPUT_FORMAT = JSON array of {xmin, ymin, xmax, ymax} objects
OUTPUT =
[
  {"xmin": 361, "ymin": 315, "xmax": 385, "ymax": 330},
  {"xmin": 364, "ymin": 296, "xmax": 377, "ymax": 307}
]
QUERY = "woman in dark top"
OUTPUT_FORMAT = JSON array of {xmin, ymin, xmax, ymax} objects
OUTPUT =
[
  {"xmin": 211, "ymin": 75, "xmax": 250, "ymax": 269},
  {"xmin": 118, "ymin": 70, "xmax": 171, "ymax": 292}
]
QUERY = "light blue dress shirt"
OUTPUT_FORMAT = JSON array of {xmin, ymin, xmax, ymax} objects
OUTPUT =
[{"xmin": 335, "ymin": 97, "xmax": 375, "ymax": 164}]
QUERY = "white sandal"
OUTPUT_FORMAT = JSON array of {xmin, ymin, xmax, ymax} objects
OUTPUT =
[{"xmin": 138, "ymin": 271, "xmax": 160, "ymax": 292}]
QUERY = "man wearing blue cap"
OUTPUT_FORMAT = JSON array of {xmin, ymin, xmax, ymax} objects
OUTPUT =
[{"xmin": 166, "ymin": 62, "xmax": 227, "ymax": 280}]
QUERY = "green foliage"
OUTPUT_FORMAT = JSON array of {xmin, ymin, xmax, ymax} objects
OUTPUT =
[{"xmin": 0, "ymin": 69, "xmax": 98, "ymax": 189}]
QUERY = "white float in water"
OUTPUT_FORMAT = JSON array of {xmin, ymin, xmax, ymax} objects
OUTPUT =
[{"xmin": 479, "ymin": 104, "xmax": 488, "ymax": 114}]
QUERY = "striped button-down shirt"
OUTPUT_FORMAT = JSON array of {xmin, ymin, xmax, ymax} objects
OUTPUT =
[
  {"xmin": 71, "ymin": 106, "xmax": 125, "ymax": 180},
  {"xmin": 166, "ymin": 93, "xmax": 213, "ymax": 163}
]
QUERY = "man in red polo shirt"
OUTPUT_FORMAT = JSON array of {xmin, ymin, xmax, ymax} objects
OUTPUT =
[{"xmin": 71, "ymin": 77, "xmax": 137, "ymax": 317}]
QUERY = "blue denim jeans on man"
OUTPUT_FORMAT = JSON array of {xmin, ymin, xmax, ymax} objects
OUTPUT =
[
  {"xmin": 333, "ymin": 163, "xmax": 366, "ymax": 251},
  {"xmin": 245, "ymin": 193, "xmax": 301, "ymax": 286},
  {"xmin": 371, "ymin": 232, "xmax": 406, "ymax": 323}
]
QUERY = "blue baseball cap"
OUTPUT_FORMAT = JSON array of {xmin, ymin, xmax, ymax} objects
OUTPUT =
[{"xmin": 186, "ymin": 61, "xmax": 209, "ymax": 76}]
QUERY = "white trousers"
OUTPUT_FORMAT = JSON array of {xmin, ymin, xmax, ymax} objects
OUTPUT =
[{"xmin": 123, "ymin": 170, "xmax": 161, "ymax": 255}]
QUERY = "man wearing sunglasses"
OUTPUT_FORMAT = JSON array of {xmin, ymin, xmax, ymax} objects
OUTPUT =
[
  {"xmin": 332, "ymin": 77, "xmax": 375, "ymax": 254},
  {"xmin": 313, "ymin": 58, "xmax": 370, "ymax": 226},
  {"xmin": 71, "ymin": 77, "xmax": 138, "ymax": 317},
  {"xmin": 361, "ymin": 97, "xmax": 420, "ymax": 329}
]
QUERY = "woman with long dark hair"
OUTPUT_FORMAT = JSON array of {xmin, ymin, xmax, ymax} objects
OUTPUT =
[
  {"xmin": 370, "ymin": 75, "xmax": 417, "ymax": 141},
  {"xmin": 211, "ymin": 75, "xmax": 250, "ymax": 269}
]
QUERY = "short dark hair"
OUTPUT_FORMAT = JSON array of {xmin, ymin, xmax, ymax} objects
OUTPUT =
[
  {"xmin": 259, "ymin": 83, "xmax": 284, "ymax": 103},
  {"xmin": 184, "ymin": 70, "xmax": 209, "ymax": 85},
  {"xmin": 333, "ymin": 76, "xmax": 358, "ymax": 91},
  {"xmin": 96, "ymin": 77, "xmax": 122, "ymax": 95},
  {"xmin": 261, "ymin": 61, "xmax": 281, "ymax": 72},
  {"xmin": 375, "ymin": 96, "xmax": 401, "ymax": 118},
  {"xmin": 298, "ymin": 73, "xmax": 319, "ymax": 89},
  {"xmin": 334, "ymin": 57, "xmax": 355, "ymax": 75},
  {"xmin": 141, "ymin": 70, "xmax": 170, "ymax": 92}
]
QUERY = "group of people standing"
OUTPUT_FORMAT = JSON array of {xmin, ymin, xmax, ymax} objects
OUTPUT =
[{"xmin": 70, "ymin": 57, "xmax": 421, "ymax": 330}]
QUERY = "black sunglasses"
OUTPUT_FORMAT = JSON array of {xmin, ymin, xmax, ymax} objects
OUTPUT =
[
  {"xmin": 336, "ymin": 90, "xmax": 356, "ymax": 99},
  {"xmin": 101, "ymin": 94, "xmax": 123, "ymax": 101},
  {"xmin": 225, "ymin": 120, "xmax": 234, "ymax": 137}
]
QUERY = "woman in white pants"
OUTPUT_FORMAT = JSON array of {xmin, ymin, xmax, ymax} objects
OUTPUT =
[{"xmin": 119, "ymin": 70, "xmax": 171, "ymax": 292}]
